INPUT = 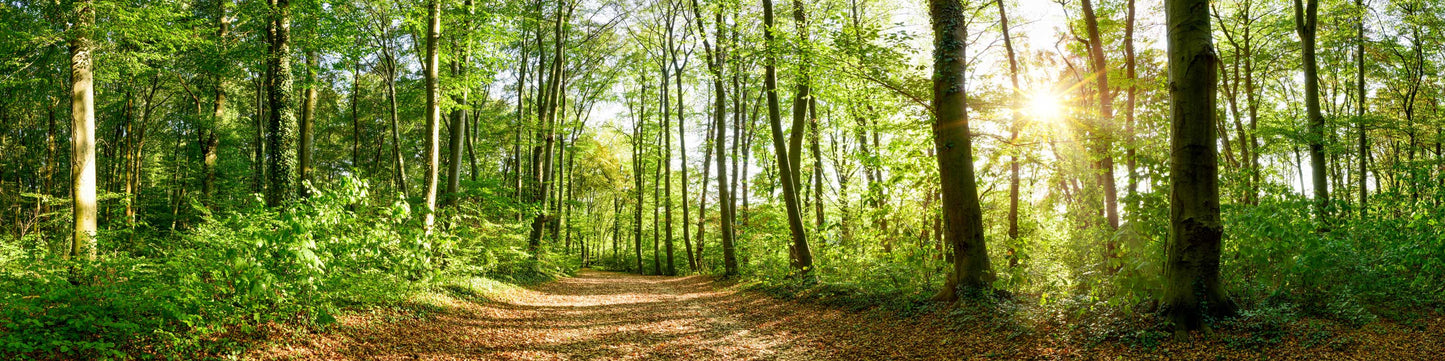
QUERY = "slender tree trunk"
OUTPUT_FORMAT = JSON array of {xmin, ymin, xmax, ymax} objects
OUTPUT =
[
  {"xmin": 385, "ymin": 53, "xmax": 408, "ymax": 198},
  {"xmin": 205, "ymin": 0, "xmax": 229, "ymax": 206},
  {"xmin": 446, "ymin": 0, "xmax": 474, "ymax": 209},
  {"xmin": 70, "ymin": 0, "xmax": 97, "ymax": 260},
  {"xmin": 929, "ymin": 0, "xmax": 993, "ymax": 301},
  {"xmin": 998, "ymin": 0, "xmax": 1023, "ymax": 268},
  {"xmin": 298, "ymin": 50, "xmax": 317, "ymax": 198},
  {"xmin": 1081, "ymin": 0, "xmax": 1120, "ymax": 235},
  {"xmin": 422, "ymin": 0, "xmax": 441, "ymax": 233},
  {"xmin": 1295, "ymin": 0, "xmax": 1329, "ymax": 223},
  {"xmin": 1162, "ymin": 0, "xmax": 1236, "ymax": 330},
  {"xmin": 253, "ymin": 76, "xmax": 266, "ymax": 194},
  {"xmin": 675, "ymin": 53, "xmax": 694, "ymax": 274},
  {"xmin": 1356, "ymin": 0, "xmax": 1367, "ymax": 216},
  {"xmin": 661, "ymin": 62, "xmax": 676, "ymax": 276},
  {"xmin": 351, "ymin": 56, "xmax": 362, "ymax": 170},
  {"xmin": 763, "ymin": 0, "xmax": 813, "ymax": 275},
  {"xmin": 809, "ymin": 97, "xmax": 823, "ymax": 233},
  {"xmin": 1124, "ymin": 0, "xmax": 1139, "ymax": 198}
]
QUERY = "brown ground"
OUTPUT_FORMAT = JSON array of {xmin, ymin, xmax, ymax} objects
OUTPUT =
[{"xmin": 250, "ymin": 270, "xmax": 1445, "ymax": 360}]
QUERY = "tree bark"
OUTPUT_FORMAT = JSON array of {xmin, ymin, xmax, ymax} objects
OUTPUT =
[
  {"xmin": 204, "ymin": 0, "xmax": 229, "ymax": 206},
  {"xmin": 265, "ymin": 0, "xmax": 296, "ymax": 208},
  {"xmin": 298, "ymin": 50, "xmax": 317, "ymax": 198},
  {"xmin": 70, "ymin": 0, "xmax": 97, "ymax": 260},
  {"xmin": 1081, "ymin": 0, "xmax": 1120, "ymax": 235},
  {"xmin": 423, "ymin": 0, "xmax": 441, "ymax": 233},
  {"xmin": 446, "ymin": 0, "xmax": 474, "ymax": 209},
  {"xmin": 1162, "ymin": 0, "xmax": 1236, "ymax": 331},
  {"xmin": 1355, "ymin": 0, "xmax": 1367, "ymax": 216},
  {"xmin": 763, "ymin": 0, "xmax": 813, "ymax": 275},
  {"xmin": 998, "ymin": 0, "xmax": 1023, "ymax": 268},
  {"xmin": 1294, "ymin": 0, "xmax": 1329, "ymax": 223},
  {"xmin": 929, "ymin": 0, "xmax": 993, "ymax": 301}
]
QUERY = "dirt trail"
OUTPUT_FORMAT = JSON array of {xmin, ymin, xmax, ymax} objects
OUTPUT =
[
  {"xmin": 256, "ymin": 270, "xmax": 843, "ymax": 360},
  {"xmin": 253, "ymin": 270, "xmax": 1445, "ymax": 361}
]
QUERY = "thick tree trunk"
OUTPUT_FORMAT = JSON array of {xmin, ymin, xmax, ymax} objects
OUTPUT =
[
  {"xmin": 1162, "ymin": 0, "xmax": 1236, "ymax": 331},
  {"xmin": 265, "ymin": 0, "xmax": 296, "ymax": 208},
  {"xmin": 929, "ymin": 0, "xmax": 993, "ymax": 301},
  {"xmin": 70, "ymin": 0, "xmax": 97, "ymax": 260}
]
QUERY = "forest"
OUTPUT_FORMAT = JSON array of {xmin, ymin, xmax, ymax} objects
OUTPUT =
[{"xmin": 1, "ymin": 0, "xmax": 1443, "ymax": 358}]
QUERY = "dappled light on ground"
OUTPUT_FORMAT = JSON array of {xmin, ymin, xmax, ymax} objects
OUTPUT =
[{"xmin": 251, "ymin": 270, "xmax": 1445, "ymax": 360}]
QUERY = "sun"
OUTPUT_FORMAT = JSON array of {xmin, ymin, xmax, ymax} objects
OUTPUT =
[{"xmin": 1026, "ymin": 89, "xmax": 1065, "ymax": 123}]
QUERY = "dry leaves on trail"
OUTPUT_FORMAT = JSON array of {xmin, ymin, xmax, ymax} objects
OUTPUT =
[{"xmin": 249, "ymin": 270, "xmax": 1444, "ymax": 361}]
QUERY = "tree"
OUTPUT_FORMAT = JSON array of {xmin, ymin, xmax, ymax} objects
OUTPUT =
[
  {"xmin": 929, "ymin": 0, "xmax": 993, "ymax": 301},
  {"xmin": 423, "ymin": 0, "xmax": 441, "ymax": 233},
  {"xmin": 1161, "ymin": 0, "xmax": 1237, "ymax": 331},
  {"xmin": 762, "ymin": 0, "xmax": 813, "ymax": 276},
  {"xmin": 70, "ymin": 0, "xmax": 97, "ymax": 260},
  {"xmin": 997, "ymin": 0, "xmax": 1023, "ymax": 268},
  {"xmin": 298, "ymin": 50, "xmax": 317, "ymax": 199},
  {"xmin": 265, "ymin": 0, "xmax": 297, "ymax": 208},
  {"xmin": 1355, "ymin": 0, "xmax": 1366, "ymax": 216},
  {"xmin": 446, "ymin": 0, "xmax": 475, "ymax": 209},
  {"xmin": 1294, "ymin": 0, "xmax": 1328, "ymax": 222},
  {"xmin": 1080, "ymin": 0, "xmax": 1120, "ymax": 233}
]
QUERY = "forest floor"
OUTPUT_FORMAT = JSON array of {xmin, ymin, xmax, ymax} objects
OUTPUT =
[{"xmin": 248, "ymin": 270, "xmax": 1444, "ymax": 360}]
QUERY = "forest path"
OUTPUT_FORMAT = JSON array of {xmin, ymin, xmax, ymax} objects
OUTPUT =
[
  {"xmin": 251, "ymin": 270, "xmax": 1445, "ymax": 360},
  {"xmin": 256, "ymin": 269, "xmax": 950, "ymax": 360}
]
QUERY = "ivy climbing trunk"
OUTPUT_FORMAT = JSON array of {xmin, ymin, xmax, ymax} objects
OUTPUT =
[{"xmin": 929, "ymin": 0, "xmax": 993, "ymax": 301}]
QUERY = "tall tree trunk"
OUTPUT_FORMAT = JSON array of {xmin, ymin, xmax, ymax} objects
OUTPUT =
[
  {"xmin": 528, "ymin": 1, "xmax": 567, "ymax": 255},
  {"xmin": 633, "ymin": 78, "xmax": 648, "ymax": 275},
  {"xmin": 653, "ymin": 122, "xmax": 663, "ymax": 276},
  {"xmin": 423, "ymin": 0, "xmax": 442, "ymax": 233},
  {"xmin": 1081, "ymin": 0, "xmax": 1120, "ymax": 235},
  {"xmin": 809, "ymin": 97, "xmax": 823, "ymax": 233},
  {"xmin": 1295, "ymin": 0, "xmax": 1329, "ymax": 223},
  {"xmin": 1355, "ymin": 0, "xmax": 1367, "ymax": 216},
  {"xmin": 662, "ymin": 62, "xmax": 676, "ymax": 276},
  {"xmin": 385, "ymin": 52, "xmax": 408, "ymax": 198},
  {"xmin": 446, "ymin": 0, "xmax": 474, "ymax": 209},
  {"xmin": 253, "ymin": 76, "xmax": 266, "ymax": 194},
  {"xmin": 265, "ymin": 0, "xmax": 296, "ymax": 207},
  {"xmin": 929, "ymin": 0, "xmax": 993, "ymax": 301},
  {"xmin": 69, "ymin": 0, "xmax": 97, "ymax": 260},
  {"xmin": 204, "ymin": 0, "xmax": 229, "ymax": 206},
  {"xmin": 675, "ymin": 50, "xmax": 695, "ymax": 274},
  {"xmin": 763, "ymin": 0, "xmax": 813, "ymax": 275},
  {"xmin": 351, "ymin": 56, "xmax": 361, "ymax": 170},
  {"xmin": 997, "ymin": 0, "xmax": 1023, "ymax": 268},
  {"xmin": 1162, "ymin": 0, "xmax": 1236, "ymax": 331},
  {"xmin": 1124, "ymin": 0, "xmax": 1138, "ymax": 198},
  {"xmin": 298, "ymin": 50, "xmax": 317, "ymax": 198}
]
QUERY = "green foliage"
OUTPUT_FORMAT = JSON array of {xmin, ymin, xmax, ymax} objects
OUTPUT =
[{"xmin": 0, "ymin": 176, "xmax": 555, "ymax": 359}]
